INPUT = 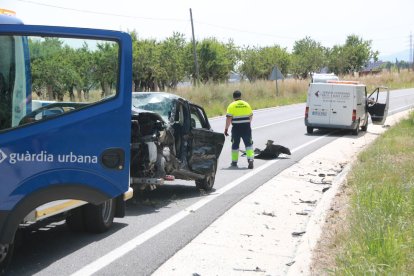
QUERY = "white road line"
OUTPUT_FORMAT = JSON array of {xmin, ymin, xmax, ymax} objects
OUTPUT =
[
  {"xmin": 390, "ymin": 104, "xmax": 413, "ymax": 113},
  {"xmin": 71, "ymin": 134, "xmax": 330, "ymax": 276},
  {"xmin": 253, "ymin": 116, "xmax": 304, "ymax": 130}
]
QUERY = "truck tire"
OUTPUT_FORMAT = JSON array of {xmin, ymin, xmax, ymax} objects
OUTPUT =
[
  {"xmin": 196, "ymin": 161, "xmax": 216, "ymax": 191},
  {"xmin": 66, "ymin": 207, "xmax": 85, "ymax": 232},
  {"xmin": 0, "ymin": 243, "xmax": 14, "ymax": 275},
  {"xmin": 83, "ymin": 198, "xmax": 116, "ymax": 233},
  {"xmin": 306, "ymin": 126, "xmax": 314, "ymax": 134}
]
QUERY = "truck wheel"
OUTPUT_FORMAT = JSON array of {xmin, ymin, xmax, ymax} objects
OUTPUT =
[
  {"xmin": 66, "ymin": 207, "xmax": 85, "ymax": 232},
  {"xmin": 83, "ymin": 198, "xmax": 116, "ymax": 233},
  {"xmin": 306, "ymin": 126, "xmax": 313, "ymax": 134},
  {"xmin": 0, "ymin": 243, "xmax": 14, "ymax": 274},
  {"xmin": 352, "ymin": 120, "xmax": 360, "ymax": 135},
  {"xmin": 196, "ymin": 161, "xmax": 216, "ymax": 191}
]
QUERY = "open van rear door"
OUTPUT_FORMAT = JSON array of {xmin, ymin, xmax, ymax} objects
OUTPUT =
[{"xmin": 367, "ymin": 87, "xmax": 390, "ymax": 125}]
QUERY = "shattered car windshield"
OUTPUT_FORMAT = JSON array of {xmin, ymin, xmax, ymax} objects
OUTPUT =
[{"xmin": 132, "ymin": 93, "xmax": 174, "ymax": 122}]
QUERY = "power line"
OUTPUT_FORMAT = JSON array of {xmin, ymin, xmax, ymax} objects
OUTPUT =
[
  {"xmin": 15, "ymin": 0, "xmax": 411, "ymax": 49},
  {"xmin": 16, "ymin": 0, "xmax": 187, "ymax": 23}
]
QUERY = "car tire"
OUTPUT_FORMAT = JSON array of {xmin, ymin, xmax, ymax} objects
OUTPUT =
[
  {"xmin": 0, "ymin": 243, "xmax": 14, "ymax": 275},
  {"xmin": 83, "ymin": 198, "xmax": 116, "ymax": 233},
  {"xmin": 196, "ymin": 161, "xmax": 217, "ymax": 191},
  {"xmin": 306, "ymin": 126, "xmax": 313, "ymax": 134}
]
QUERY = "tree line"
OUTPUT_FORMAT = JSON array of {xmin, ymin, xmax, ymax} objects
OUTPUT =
[{"xmin": 29, "ymin": 33, "xmax": 380, "ymax": 101}]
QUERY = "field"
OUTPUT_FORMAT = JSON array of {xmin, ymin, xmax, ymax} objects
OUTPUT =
[{"xmin": 174, "ymin": 70, "xmax": 414, "ymax": 117}]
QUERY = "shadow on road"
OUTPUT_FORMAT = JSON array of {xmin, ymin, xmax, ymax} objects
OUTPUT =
[
  {"xmin": 126, "ymin": 183, "xmax": 214, "ymax": 216},
  {"xmin": 8, "ymin": 219, "xmax": 127, "ymax": 276}
]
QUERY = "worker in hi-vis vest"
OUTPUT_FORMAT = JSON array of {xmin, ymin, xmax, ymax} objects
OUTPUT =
[{"xmin": 224, "ymin": 90, "xmax": 254, "ymax": 169}]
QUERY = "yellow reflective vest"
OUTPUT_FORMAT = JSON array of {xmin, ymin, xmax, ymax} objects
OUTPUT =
[{"xmin": 226, "ymin": 100, "xmax": 252, "ymax": 124}]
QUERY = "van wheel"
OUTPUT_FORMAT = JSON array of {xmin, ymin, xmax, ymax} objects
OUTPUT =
[
  {"xmin": 0, "ymin": 243, "xmax": 14, "ymax": 274},
  {"xmin": 83, "ymin": 199, "xmax": 116, "ymax": 233},
  {"xmin": 196, "ymin": 161, "xmax": 216, "ymax": 191},
  {"xmin": 361, "ymin": 118, "xmax": 368, "ymax": 131},
  {"xmin": 352, "ymin": 120, "xmax": 360, "ymax": 135},
  {"xmin": 306, "ymin": 126, "xmax": 313, "ymax": 134}
]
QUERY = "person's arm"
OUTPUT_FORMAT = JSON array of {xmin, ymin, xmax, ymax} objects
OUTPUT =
[{"xmin": 224, "ymin": 116, "xmax": 232, "ymax": 136}]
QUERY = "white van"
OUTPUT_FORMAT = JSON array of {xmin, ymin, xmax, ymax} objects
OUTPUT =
[{"xmin": 304, "ymin": 81, "xmax": 389, "ymax": 135}]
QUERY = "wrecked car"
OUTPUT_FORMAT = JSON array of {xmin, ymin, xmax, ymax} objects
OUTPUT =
[{"xmin": 130, "ymin": 92, "xmax": 225, "ymax": 191}]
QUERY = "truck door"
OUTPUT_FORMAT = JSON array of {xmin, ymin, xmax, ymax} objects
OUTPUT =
[
  {"xmin": 329, "ymin": 84, "xmax": 354, "ymax": 126},
  {"xmin": 0, "ymin": 25, "xmax": 132, "ymax": 244},
  {"xmin": 188, "ymin": 103, "xmax": 225, "ymax": 174},
  {"xmin": 367, "ymin": 87, "xmax": 390, "ymax": 125},
  {"xmin": 307, "ymin": 83, "xmax": 330, "ymax": 125}
]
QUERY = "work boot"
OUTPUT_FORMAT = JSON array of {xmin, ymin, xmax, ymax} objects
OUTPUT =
[
  {"xmin": 248, "ymin": 160, "xmax": 254, "ymax": 169},
  {"xmin": 231, "ymin": 161, "xmax": 237, "ymax": 167}
]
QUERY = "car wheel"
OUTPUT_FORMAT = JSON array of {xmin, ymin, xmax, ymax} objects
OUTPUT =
[
  {"xmin": 195, "ymin": 161, "xmax": 216, "ymax": 191},
  {"xmin": 306, "ymin": 126, "xmax": 313, "ymax": 134},
  {"xmin": 0, "ymin": 243, "xmax": 14, "ymax": 274},
  {"xmin": 83, "ymin": 198, "xmax": 116, "ymax": 233}
]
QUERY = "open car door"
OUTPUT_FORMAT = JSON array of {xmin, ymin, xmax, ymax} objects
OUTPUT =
[
  {"xmin": 367, "ymin": 86, "xmax": 390, "ymax": 125},
  {"xmin": 188, "ymin": 103, "xmax": 225, "ymax": 174}
]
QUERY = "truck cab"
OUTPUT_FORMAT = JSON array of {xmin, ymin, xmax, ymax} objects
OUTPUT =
[{"xmin": 0, "ymin": 12, "xmax": 133, "ymax": 272}]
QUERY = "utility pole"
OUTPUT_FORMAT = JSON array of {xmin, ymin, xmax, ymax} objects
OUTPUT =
[
  {"xmin": 189, "ymin": 8, "xmax": 199, "ymax": 86},
  {"xmin": 410, "ymin": 32, "xmax": 413, "ymax": 71}
]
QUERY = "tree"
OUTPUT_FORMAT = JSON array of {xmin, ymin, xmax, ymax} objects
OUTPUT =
[
  {"xmin": 327, "ymin": 45, "xmax": 348, "ymax": 75},
  {"xmin": 194, "ymin": 38, "xmax": 238, "ymax": 83},
  {"xmin": 29, "ymin": 38, "xmax": 68, "ymax": 100},
  {"xmin": 92, "ymin": 42, "xmax": 118, "ymax": 98},
  {"xmin": 239, "ymin": 45, "xmax": 290, "ymax": 81},
  {"xmin": 157, "ymin": 33, "xmax": 187, "ymax": 89},
  {"xmin": 132, "ymin": 36, "xmax": 160, "ymax": 91},
  {"xmin": 328, "ymin": 35, "xmax": 378, "ymax": 74},
  {"xmin": 291, "ymin": 37, "xmax": 326, "ymax": 79}
]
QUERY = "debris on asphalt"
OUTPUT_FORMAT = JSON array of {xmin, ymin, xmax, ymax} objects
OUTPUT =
[
  {"xmin": 233, "ymin": 266, "xmax": 266, "ymax": 272},
  {"xmin": 262, "ymin": 211, "xmax": 276, "ymax": 217},
  {"xmin": 299, "ymin": 199, "xmax": 317, "ymax": 204},
  {"xmin": 296, "ymin": 212, "xmax": 309, "ymax": 216},
  {"xmin": 322, "ymin": 187, "xmax": 330, "ymax": 193}
]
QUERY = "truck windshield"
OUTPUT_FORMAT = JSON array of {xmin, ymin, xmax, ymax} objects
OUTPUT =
[{"xmin": 0, "ymin": 35, "xmax": 120, "ymax": 131}]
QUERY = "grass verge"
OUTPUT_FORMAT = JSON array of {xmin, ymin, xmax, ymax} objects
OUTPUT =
[{"xmin": 332, "ymin": 111, "xmax": 414, "ymax": 274}]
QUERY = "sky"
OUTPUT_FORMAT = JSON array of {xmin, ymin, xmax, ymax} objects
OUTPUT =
[{"xmin": 1, "ymin": 0, "xmax": 414, "ymax": 61}]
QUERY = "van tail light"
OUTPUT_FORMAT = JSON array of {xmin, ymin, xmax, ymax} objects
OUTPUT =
[
  {"xmin": 352, "ymin": 109, "xmax": 357, "ymax": 121},
  {"xmin": 305, "ymin": 106, "xmax": 309, "ymax": 119}
]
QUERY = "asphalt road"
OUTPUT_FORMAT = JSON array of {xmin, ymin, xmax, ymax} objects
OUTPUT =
[{"xmin": 7, "ymin": 88, "xmax": 414, "ymax": 276}]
